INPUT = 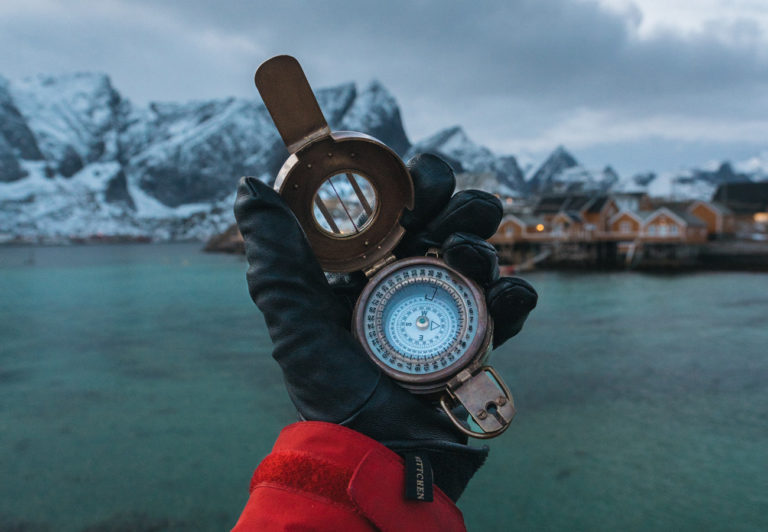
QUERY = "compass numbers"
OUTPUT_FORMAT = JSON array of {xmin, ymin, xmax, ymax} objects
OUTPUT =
[
  {"xmin": 361, "ymin": 263, "xmax": 482, "ymax": 376},
  {"xmin": 389, "ymin": 297, "xmax": 456, "ymax": 356}
]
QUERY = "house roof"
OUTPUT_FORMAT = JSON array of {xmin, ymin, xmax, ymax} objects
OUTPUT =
[
  {"xmin": 563, "ymin": 210, "xmax": 583, "ymax": 223},
  {"xmin": 505, "ymin": 213, "xmax": 545, "ymax": 226},
  {"xmin": 712, "ymin": 182, "xmax": 768, "ymax": 214},
  {"xmin": 612, "ymin": 191, "xmax": 648, "ymax": 198},
  {"xmin": 585, "ymin": 195, "xmax": 611, "ymax": 213},
  {"xmin": 688, "ymin": 200, "xmax": 734, "ymax": 216},
  {"xmin": 671, "ymin": 209, "xmax": 707, "ymax": 227},
  {"xmin": 534, "ymin": 194, "xmax": 594, "ymax": 214},
  {"xmin": 650, "ymin": 199, "xmax": 690, "ymax": 210},
  {"xmin": 709, "ymin": 201, "xmax": 734, "ymax": 215},
  {"xmin": 610, "ymin": 209, "xmax": 644, "ymax": 225},
  {"xmin": 635, "ymin": 210, "xmax": 658, "ymax": 221},
  {"xmin": 641, "ymin": 207, "xmax": 706, "ymax": 227}
]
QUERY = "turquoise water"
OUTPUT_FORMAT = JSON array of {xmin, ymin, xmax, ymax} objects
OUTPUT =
[{"xmin": 0, "ymin": 244, "xmax": 766, "ymax": 531}]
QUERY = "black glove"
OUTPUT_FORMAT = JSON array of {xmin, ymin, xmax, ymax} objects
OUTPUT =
[{"xmin": 234, "ymin": 153, "xmax": 537, "ymax": 501}]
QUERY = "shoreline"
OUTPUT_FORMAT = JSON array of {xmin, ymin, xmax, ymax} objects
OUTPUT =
[{"xmin": 2, "ymin": 239, "xmax": 766, "ymax": 273}]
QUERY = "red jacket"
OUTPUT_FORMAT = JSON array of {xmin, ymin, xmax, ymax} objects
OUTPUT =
[{"xmin": 232, "ymin": 421, "xmax": 467, "ymax": 531}]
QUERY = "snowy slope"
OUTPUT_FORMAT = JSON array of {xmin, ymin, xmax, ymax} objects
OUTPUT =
[
  {"xmin": 735, "ymin": 152, "xmax": 768, "ymax": 181},
  {"xmin": 527, "ymin": 146, "xmax": 617, "ymax": 194},
  {"xmin": 614, "ymin": 160, "xmax": 757, "ymax": 200},
  {"xmin": 406, "ymin": 126, "xmax": 525, "ymax": 195},
  {"xmin": 1, "ymin": 69, "xmax": 766, "ymax": 243},
  {"xmin": 8, "ymin": 73, "xmax": 127, "ymax": 176},
  {"xmin": 0, "ymin": 72, "xmax": 413, "ymax": 242}
]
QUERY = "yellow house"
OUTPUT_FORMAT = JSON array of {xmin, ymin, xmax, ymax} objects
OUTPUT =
[
  {"xmin": 608, "ymin": 210, "xmax": 643, "ymax": 238},
  {"xmin": 640, "ymin": 207, "xmax": 708, "ymax": 243},
  {"xmin": 491, "ymin": 214, "xmax": 548, "ymax": 243},
  {"xmin": 686, "ymin": 200, "xmax": 735, "ymax": 236}
]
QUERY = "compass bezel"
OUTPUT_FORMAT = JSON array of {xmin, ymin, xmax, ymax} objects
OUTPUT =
[
  {"xmin": 273, "ymin": 132, "xmax": 414, "ymax": 273},
  {"xmin": 352, "ymin": 256, "xmax": 492, "ymax": 394}
]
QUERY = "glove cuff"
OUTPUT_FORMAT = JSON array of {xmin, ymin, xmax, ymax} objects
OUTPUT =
[{"xmin": 383, "ymin": 440, "xmax": 489, "ymax": 502}]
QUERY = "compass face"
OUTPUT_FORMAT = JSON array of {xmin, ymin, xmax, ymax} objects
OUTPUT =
[{"xmin": 357, "ymin": 259, "xmax": 487, "ymax": 383}]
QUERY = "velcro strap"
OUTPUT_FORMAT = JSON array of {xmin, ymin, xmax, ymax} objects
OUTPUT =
[{"xmin": 251, "ymin": 450, "xmax": 354, "ymax": 508}]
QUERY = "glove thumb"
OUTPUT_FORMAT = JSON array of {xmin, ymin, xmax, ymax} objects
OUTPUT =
[{"xmin": 234, "ymin": 176, "xmax": 381, "ymax": 421}]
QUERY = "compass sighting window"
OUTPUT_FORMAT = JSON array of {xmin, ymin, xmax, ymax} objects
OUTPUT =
[{"xmin": 312, "ymin": 172, "xmax": 378, "ymax": 237}]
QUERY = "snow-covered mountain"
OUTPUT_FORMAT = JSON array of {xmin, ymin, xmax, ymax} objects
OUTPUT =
[
  {"xmin": 527, "ymin": 145, "xmax": 766, "ymax": 200},
  {"xmin": 614, "ymin": 161, "xmax": 756, "ymax": 200},
  {"xmin": 1, "ymin": 70, "xmax": 766, "ymax": 243},
  {"xmin": 0, "ymin": 73, "xmax": 414, "ymax": 242},
  {"xmin": 406, "ymin": 126, "xmax": 525, "ymax": 195},
  {"xmin": 526, "ymin": 146, "xmax": 618, "ymax": 195},
  {"xmin": 735, "ymin": 152, "xmax": 768, "ymax": 181}
]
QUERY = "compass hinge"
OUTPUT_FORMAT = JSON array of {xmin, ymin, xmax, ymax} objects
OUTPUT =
[{"xmin": 363, "ymin": 254, "xmax": 396, "ymax": 278}]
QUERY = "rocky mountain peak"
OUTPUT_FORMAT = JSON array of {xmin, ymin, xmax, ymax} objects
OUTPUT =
[
  {"xmin": 406, "ymin": 125, "xmax": 525, "ymax": 194},
  {"xmin": 8, "ymin": 72, "xmax": 126, "ymax": 177},
  {"xmin": 707, "ymin": 161, "xmax": 750, "ymax": 184},
  {"xmin": 315, "ymin": 82, "xmax": 357, "ymax": 126},
  {"xmin": 338, "ymin": 79, "xmax": 410, "ymax": 156},
  {"xmin": 528, "ymin": 145, "xmax": 580, "ymax": 194},
  {"xmin": 408, "ymin": 125, "xmax": 487, "ymax": 171},
  {"xmin": 0, "ymin": 72, "xmax": 424, "ymax": 241},
  {"xmin": 0, "ymin": 76, "xmax": 42, "ymax": 181},
  {"xmin": 601, "ymin": 165, "xmax": 620, "ymax": 188}
]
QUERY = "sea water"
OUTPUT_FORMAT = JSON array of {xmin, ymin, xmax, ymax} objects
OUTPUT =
[{"xmin": 0, "ymin": 244, "xmax": 766, "ymax": 531}]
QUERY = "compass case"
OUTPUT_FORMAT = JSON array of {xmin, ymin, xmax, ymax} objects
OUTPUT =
[
  {"xmin": 255, "ymin": 55, "xmax": 414, "ymax": 273},
  {"xmin": 273, "ymin": 132, "xmax": 413, "ymax": 273},
  {"xmin": 352, "ymin": 256, "xmax": 493, "ymax": 395}
]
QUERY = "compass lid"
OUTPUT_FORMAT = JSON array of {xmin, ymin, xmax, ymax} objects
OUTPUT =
[{"xmin": 255, "ymin": 55, "xmax": 414, "ymax": 273}]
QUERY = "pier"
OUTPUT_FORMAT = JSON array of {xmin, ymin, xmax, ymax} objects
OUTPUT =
[{"xmin": 490, "ymin": 187, "xmax": 768, "ymax": 270}]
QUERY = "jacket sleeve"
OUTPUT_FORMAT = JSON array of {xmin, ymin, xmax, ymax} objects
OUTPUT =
[{"xmin": 232, "ymin": 421, "xmax": 467, "ymax": 532}]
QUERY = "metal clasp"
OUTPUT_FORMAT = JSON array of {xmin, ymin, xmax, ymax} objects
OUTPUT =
[{"xmin": 439, "ymin": 366, "xmax": 515, "ymax": 439}]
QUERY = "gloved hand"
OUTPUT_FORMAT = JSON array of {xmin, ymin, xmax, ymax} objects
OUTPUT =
[{"xmin": 234, "ymin": 153, "xmax": 537, "ymax": 501}]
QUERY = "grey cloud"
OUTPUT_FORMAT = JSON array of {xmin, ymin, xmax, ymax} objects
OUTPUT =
[
  {"xmin": 0, "ymin": 0, "xmax": 766, "ymax": 174},
  {"xmin": 119, "ymin": 0, "xmax": 768, "ymax": 109}
]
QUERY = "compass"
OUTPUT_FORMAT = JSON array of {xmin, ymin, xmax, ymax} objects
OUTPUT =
[
  {"xmin": 354, "ymin": 257, "xmax": 488, "ymax": 392},
  {"xmin": 255, "ymin": 55, "xmax": 515, "ymax": 438}
]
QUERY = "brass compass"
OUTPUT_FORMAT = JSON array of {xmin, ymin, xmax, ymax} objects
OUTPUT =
[{"xmin": 255, "ymin": 55, "xmax": 515, "ymax": 438}]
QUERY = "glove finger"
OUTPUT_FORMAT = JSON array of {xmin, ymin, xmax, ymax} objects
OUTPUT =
[
  {"xmin": 486, "ymin": 276, "xmax": 538, "ymax": 348},
  {"xmin": 234, "ymin": 176, "xmax": 380, "ymax": 422},
  {"xmin": 325, "ymin": 270, "xmax": 368, "ymax": 320},
  {"xmin": 441, "ymin": 232, "xmax": 500, "ymax": 287},
  {"xmin": 400, "ymin": 153, "xmax": 456, "ymax": 232},
  {"xmin": 396, "ymin": 190, "xmax": 503, "ymax": 257}
]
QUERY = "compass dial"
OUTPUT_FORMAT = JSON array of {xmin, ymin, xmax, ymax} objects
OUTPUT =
[{"xmin": 358, "ymin": 261, "xmax": 484, "ymax": 379}]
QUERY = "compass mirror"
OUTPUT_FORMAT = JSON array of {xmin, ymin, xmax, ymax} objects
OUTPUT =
[{"xmin": 311, "ymin": 172, "xmax": 379, "ymax": 238}]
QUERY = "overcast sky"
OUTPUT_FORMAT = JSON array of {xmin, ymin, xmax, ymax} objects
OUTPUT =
[{"xmin": 1, "ymin": 0, "xmax": 767, "ymax": 176}]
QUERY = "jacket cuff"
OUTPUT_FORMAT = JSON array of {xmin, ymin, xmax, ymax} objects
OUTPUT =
[{"xmin": 235, "ymin": 421, "xmax": 467, "ymax": 532}]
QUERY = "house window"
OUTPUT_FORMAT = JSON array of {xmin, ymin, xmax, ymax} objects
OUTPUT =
[
  {"xmin": 669, "ymin": 225, "xmax": 679, "ymax": 235},
  {"xmin": 659, "ymin": 224, "xmax": 669, "ymax": 236},
  {"xmin": 505, "ymin": 226, "xmax": 514, "ymax": 237},
  {"xmin": 647, "ymin": 225, "xmax": 657, "ymax": 235},
  {"xmin": 620, "ymin": 221, "xmax": 631, "ymax": 233}
]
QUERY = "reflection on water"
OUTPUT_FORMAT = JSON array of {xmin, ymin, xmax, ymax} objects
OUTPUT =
[{"xmin": 0, "ymin": 244, "xmax": 766, "ymax": 531}]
